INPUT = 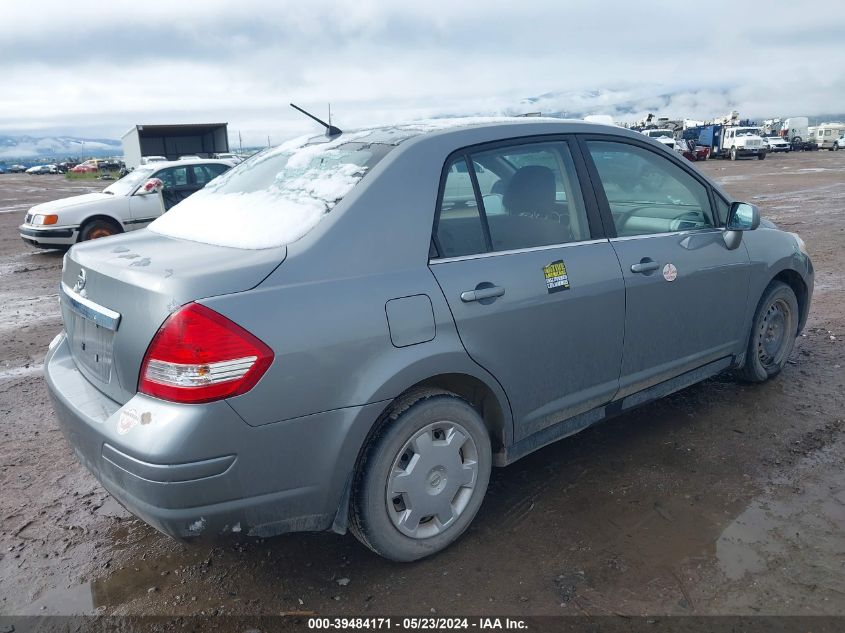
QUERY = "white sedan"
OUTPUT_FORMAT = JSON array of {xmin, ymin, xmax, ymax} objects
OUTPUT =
[{"xmin": 19, "ymin": 158, "xmax": 234, "ymax": 249}]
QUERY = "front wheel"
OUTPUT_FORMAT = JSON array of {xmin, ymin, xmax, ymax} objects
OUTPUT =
[
  {"xmin": 730, "ymin": 147, "xmax": 738, "ymax": 161},
  {"xmin": 758, "ymin": 151, "xmax": 766, "ymax": 160},
  {"xmin": 738, "ymin": 282, "xmax": 799, "ymax": 382},
  {"xmin": 79, "ymin": 218, "xmax": 120, "ymax": 242},
  {"xmin": 350, "ymin": 389, "xmax": 492, "ymax": 561}
]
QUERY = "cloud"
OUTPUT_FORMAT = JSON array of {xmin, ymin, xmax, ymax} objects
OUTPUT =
[{"xmin": 1, "ymin": 0, "xmax": 843, "ymax": 145}]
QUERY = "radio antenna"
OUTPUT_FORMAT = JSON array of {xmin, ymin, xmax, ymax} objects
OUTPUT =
[{"xmin": 290, "ymin": 103, "xmax": 342, "ymax": 137}]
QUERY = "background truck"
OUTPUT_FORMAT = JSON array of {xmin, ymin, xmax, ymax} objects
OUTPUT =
[
  {"xmin": 640, "ymin": 128, "xmax": 678, "ymax": 150},
  {"xmin": 779, "ymin": 117, "xmax": 817, "ymax": 151},
  {"xmin": 121, "ymin": 123, "xmax": 230, "ymax": 169},
  {"xmin": 716, "ymin": 126, "xmax": 767, "ymax": 160}
]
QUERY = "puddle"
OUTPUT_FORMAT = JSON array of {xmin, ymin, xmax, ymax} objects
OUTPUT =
[
  {"xmin": 716, "ymin": 445, "xmax": 845, "ymax": 584},
  {"xmin": 0, "ymin": 364, "xmax": 44, "ymax": 381},
  {"xmin": 19, "ymin": 582, "xmax": 95, "ymax": 615}
]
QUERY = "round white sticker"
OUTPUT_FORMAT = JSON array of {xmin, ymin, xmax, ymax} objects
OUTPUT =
[{"xmin": 662, "ymin": 263, "xmax": 678, "ymax": 282}]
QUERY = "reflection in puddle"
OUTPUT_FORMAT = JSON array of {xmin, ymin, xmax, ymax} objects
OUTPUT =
[{"xmin": 716, "ymin": 447, "xmax": 845, "ymax": 586}]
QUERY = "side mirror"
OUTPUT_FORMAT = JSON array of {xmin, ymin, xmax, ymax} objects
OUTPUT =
[
  {"xmin": 136, "ymin": 178, "xmax": 164, "ymax": 195},
  {"xmin": 724, "ymin": 202, "xmax": 760, "ymax": 250},
  {"xmin": 727, "ymin": 202, "xmax": 760, "ymax": 231}
]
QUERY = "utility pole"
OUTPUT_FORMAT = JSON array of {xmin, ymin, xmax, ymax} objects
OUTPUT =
[
  {"xmin": 267, "ymin": 135, "xmax": 271, "ymax": 148},
  {"xmin": 239, "ymin": 131, "xmax": 243, "ymax": 154}
]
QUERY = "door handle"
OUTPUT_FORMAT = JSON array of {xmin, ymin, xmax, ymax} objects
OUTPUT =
[
  {"xmin": 460, "ymin": 285, "xmax": 505, "ymax": 302},
  {"xmin": 630, "ymin": 258, "xmax": 660, "ymax": 274}
]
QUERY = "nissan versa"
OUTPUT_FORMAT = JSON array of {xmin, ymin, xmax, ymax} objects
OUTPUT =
[{"xmin": 46, "ymin": 119, "xmax": 813, "ymax": 561}]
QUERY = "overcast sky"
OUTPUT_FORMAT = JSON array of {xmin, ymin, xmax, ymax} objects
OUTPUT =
[{"xmin": 1, "ymin": 0, "xmax": 843, "ymax": 145}]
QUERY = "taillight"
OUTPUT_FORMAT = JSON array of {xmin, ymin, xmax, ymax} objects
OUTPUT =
[{"xmin": 139, "ymin": 303, "xmax": 273, "ymax": 404}]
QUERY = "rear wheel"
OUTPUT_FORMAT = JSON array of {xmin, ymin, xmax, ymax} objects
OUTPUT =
[
  {"xmin": 79, "ymin": 218, "xmax": 121, "ymax": 242},
  {"xmin": 350, "ymin": 389, "xmax": 492, "ymax": 561},
  {"xmin": 738, "ymin": 282, "xmax": 799, "ymax": 382}
]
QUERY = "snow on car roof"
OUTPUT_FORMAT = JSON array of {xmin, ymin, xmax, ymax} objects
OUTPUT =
[{"xmin": 148, "ymin": 117, "xmax": 566, "ymax": 250}]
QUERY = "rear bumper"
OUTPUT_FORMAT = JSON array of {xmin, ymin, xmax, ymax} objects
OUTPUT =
[
  {"xmin": 20, "ymin": 224, "xmax": 78, "ymax": 247},
  {"xmin": 45, "ymin": 334, "xmax": 384, "ymax": 538}
]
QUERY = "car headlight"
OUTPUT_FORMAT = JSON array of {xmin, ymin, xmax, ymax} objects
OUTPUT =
[
  {"xmin": 789, "ymin": 232, "xmax": 809, "ymax": 256},
  {"xmin": 32, "ymin": 213, "xmax": 59, "ymax": 226}
]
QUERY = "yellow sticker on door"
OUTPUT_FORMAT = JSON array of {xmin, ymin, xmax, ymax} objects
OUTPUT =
[{"xmin": 543, "ymin": 260, "xmax": 570, "ymax": 293}]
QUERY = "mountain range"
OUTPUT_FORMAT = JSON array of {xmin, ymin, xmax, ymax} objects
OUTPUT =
[{"xmin": 0, "ymin": 135, "xmax": 122, "ymax": 162}]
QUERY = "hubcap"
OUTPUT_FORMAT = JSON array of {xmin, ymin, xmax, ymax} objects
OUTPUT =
[
  {"xmin": 386, "ymin": 421, "xmax": 479, "ymax": 539},
  {"xmin": 757, "ymin": 298, "xmax": 792, "ymax": 369}
]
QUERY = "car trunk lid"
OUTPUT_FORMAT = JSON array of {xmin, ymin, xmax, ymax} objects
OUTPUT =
[{"xmin": 60, "ymin": 230, "xmax": 285, "ymax": 404}]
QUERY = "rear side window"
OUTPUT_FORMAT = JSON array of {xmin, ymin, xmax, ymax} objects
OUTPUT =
[
  {"xmin": 434, "ymin": 140, "xmax": 591, "ymax": 258},
  {"xmin": 436, "ymin": 157, "xmax": 489, "ymax": 258},
  {"xmin": 191, "ymin": 164, "xmax": 228, "ymax": 186}
]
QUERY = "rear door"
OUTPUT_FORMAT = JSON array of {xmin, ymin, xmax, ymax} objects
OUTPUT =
[
  {"xmin": 580, "ymin": 135, "xmax": 750, "ymax": 399},
  {"xmin": 429, "ymin": 137, "xmax": 625, "ymax": 440}
]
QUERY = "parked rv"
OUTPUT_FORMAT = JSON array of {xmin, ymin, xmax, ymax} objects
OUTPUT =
[{"xmin": 812, "ymin": 123, "xmax": 845, "ymax": 150}]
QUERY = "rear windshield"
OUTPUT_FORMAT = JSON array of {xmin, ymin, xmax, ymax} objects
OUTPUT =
[{"xmin": 149, "ymin": 133, "xmax": 397, "ymax": 249}]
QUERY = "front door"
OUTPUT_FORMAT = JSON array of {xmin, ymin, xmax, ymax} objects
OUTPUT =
[
  {"xmin": 429, "ymin": 138, "xmax": 625, "ymax": 439},
  {"xmin": 582, "ymin": 137, "xmax": 750, "ymax": 398}
]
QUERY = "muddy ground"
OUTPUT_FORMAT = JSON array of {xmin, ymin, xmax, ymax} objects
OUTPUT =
[{"xmin": 0, "ymin": 153, "xmax": 843, "ymax": 618}]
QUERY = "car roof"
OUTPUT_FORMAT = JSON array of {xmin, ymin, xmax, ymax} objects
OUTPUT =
[
  {"xmin": 291, "ymin": 117, "xmax": 643, "ymax": 152},
  {"xmin": 144, "ymin": 158, "xmax": 235, "ymax": 169}
]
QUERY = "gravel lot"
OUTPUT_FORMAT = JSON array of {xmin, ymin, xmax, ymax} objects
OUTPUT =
[{"xmin": 0, "ymin": 152, "xmax": 843, "ymax": 617}]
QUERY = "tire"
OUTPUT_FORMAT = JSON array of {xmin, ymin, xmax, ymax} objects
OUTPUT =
[
  {"xmin": 758, "ymin": 151, "xmax": 766, "ymax": 160},
  {"xmin": 730, "ymin": 147, "xmax": 738, "ymax": 161},
  {"xmin": 79, "ymin": 218, "xmax": 121, "ymax": 242},
  {"xmin": 833, "ymin": 143, "xmax": 839, "ymax": 151},
  {"xmin": 737, "ymin": 281, "xmax": 799, "ymax": 383},
  {"xmin": 349, "ymin": 389, "xmax": 492, "ymax": 562}
]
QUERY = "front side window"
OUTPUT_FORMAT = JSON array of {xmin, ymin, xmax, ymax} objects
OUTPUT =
[
  {"xmin": 587, "ymin": 140, "xmax": 714, "ymax": 237},
  {"xmin": 156, "ymin": 166, "xmax": 189, "ymax": 188},
  {"xmin": 434, "ymin": 140, "xmax": 591, "ymax": 258}
]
